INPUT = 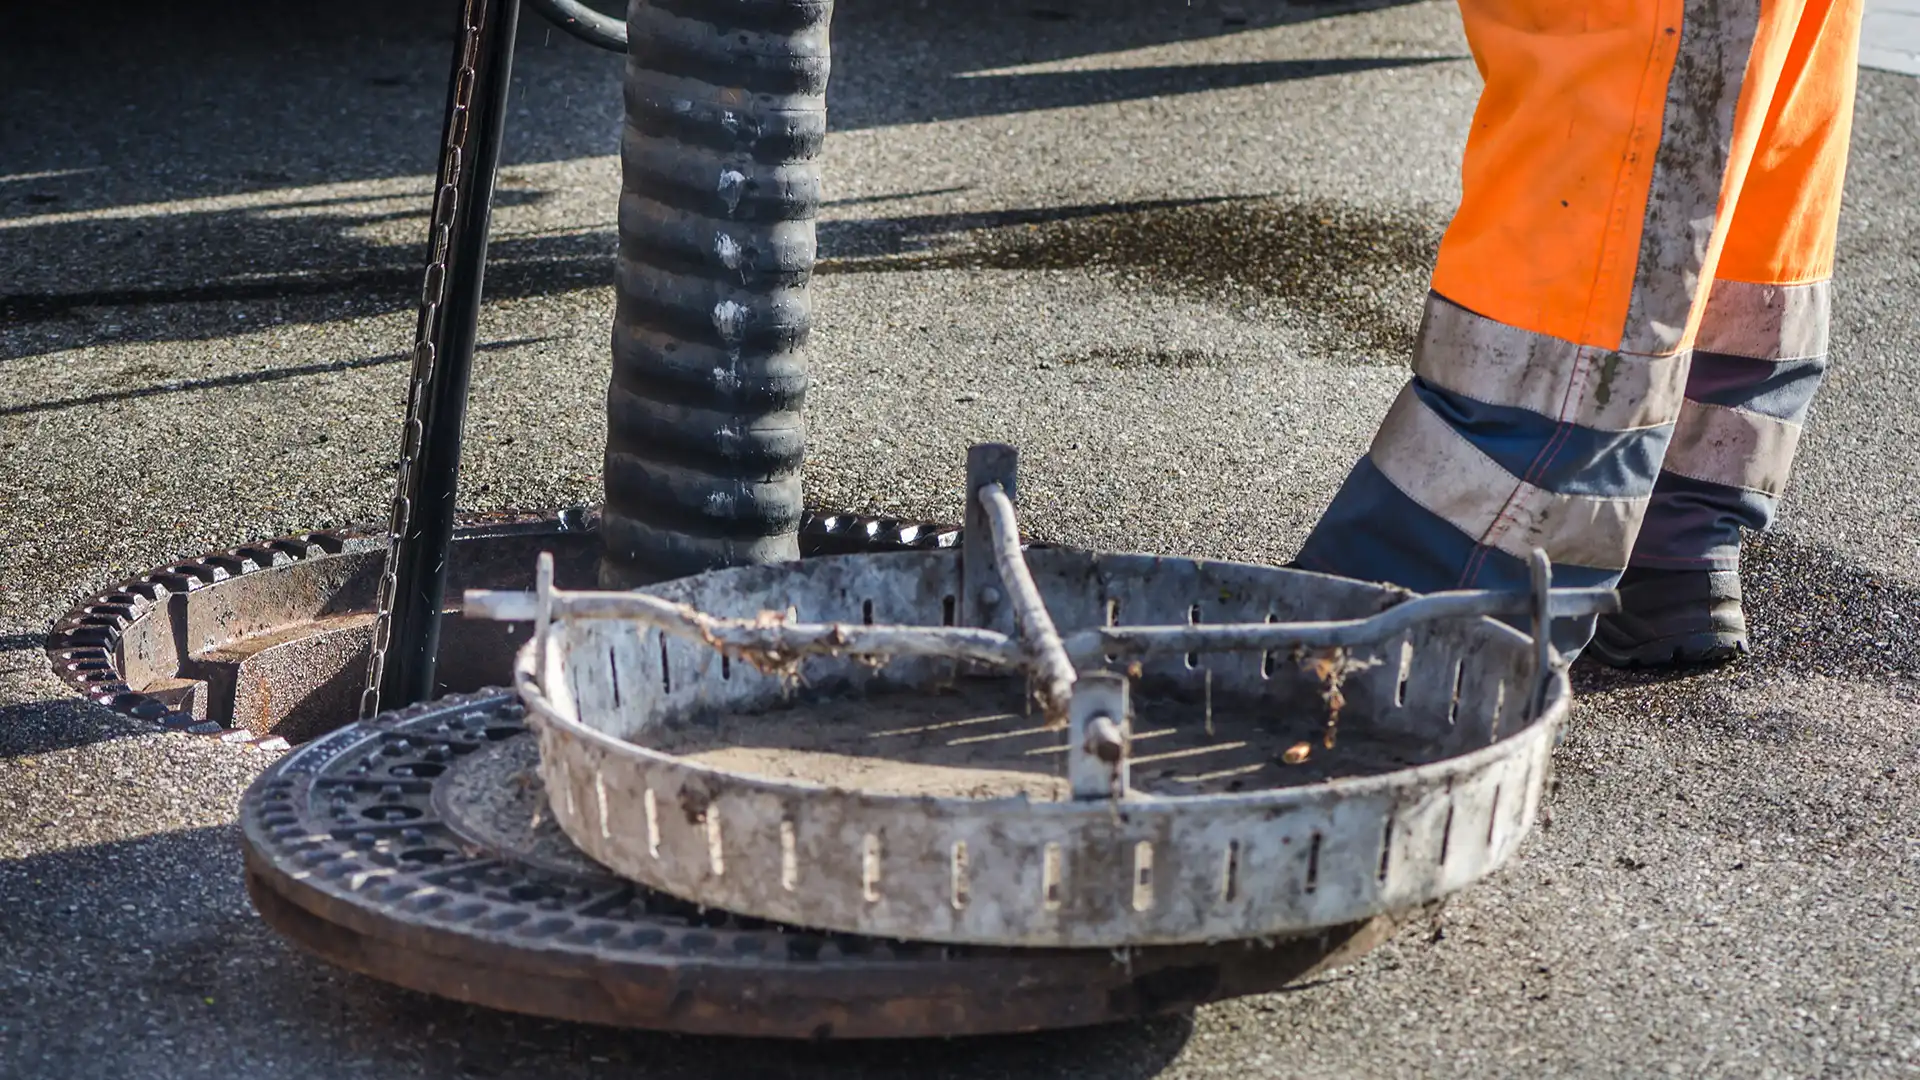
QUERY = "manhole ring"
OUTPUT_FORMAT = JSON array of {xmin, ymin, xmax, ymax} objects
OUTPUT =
[{"xmin": 44, "ymin": 507, "xmax": 961, "ymax": 751}]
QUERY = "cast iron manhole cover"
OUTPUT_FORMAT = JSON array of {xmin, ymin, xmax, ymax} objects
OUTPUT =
[{"xmin": 241, "ymin": 690, "xmax": 1400, "ymax": 1038}]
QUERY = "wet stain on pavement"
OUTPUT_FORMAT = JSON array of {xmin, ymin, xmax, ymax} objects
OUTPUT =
[
  {"xmin": 819, "ymin": 196, "xmax": 1443, "ymax": 361},
  {"xmin": 1057, "ymin": 345, "xmax": 1231, "ymax": 370}
]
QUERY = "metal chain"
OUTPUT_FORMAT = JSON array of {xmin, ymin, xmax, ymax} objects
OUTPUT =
[{"xmin": 361, "ymin": 0, "xmax": 489, "ymax": 720}]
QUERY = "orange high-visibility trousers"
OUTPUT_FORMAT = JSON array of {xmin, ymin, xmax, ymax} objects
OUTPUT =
[{"xmin": 1298, "ymin": 0, "xmax": 1865, "ymax": 643}]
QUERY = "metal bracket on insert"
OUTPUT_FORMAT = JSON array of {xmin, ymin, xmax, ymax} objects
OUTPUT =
[
  {"xmin": 961, "ymin": 443, "xmax": 1019, "ymax": 638},
  {"xmin": 1067, "ymin": 672, "xmax": 1131, "ymax": 800},
  {"xmin": 531, "ymin": 549, "xmax": 556, "ymax": 685}
]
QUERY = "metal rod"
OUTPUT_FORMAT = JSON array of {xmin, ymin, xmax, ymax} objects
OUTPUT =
[
  {"xmin": 976, "ymin": 483, "xmax": 1076, "ymax": 726},
  {"xmin": 365, "ymin": 0, "xmax": 523, "ymax": 717},
  {"xmin": 467, "ymin": 581, "xmax": 1619, "ymax": 670},
  {"xmin": 1528, "ymin": 549, "xmax": 1556, "ymax": 717},
  {"xmin": 467, "ymin": 586, "xmax": 1027, "ymax": 670},
  {"xmin": 1057, "ymin": 587, "xmax": 1619, "ymax": 662}
]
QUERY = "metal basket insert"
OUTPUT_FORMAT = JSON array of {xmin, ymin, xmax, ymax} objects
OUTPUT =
[{"xmin": 468, "ymin": 445, "xmax": 1617, "ymax": 949}]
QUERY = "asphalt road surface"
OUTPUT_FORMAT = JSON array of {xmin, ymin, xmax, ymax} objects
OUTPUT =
[{"xmin": 2, "ymin": 2, "xmax": 1917, "ymax": 1077}]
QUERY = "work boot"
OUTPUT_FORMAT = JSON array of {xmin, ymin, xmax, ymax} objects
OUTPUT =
[{"xmin": 1586, "ymin": 566, "xmax": 1750, "ymax": 668}]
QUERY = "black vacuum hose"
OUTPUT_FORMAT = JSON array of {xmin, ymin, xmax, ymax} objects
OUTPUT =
[
  {"xmin": 600, "ymin": 0, "xmax": 833, "ymax": 587},
  {"xmin": 525, "ymin": 0, "xmax": 627, "ymax": 51}
]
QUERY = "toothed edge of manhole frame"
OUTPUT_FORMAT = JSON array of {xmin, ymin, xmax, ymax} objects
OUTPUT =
[{"xmin": 44, "ymin": 507, "xmax": 964, "ymax": 753}]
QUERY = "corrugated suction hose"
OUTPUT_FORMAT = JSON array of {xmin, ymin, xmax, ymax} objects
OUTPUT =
[{"xmin": 601, "ymin": 0, "xmax": 832, "ymax": 588}]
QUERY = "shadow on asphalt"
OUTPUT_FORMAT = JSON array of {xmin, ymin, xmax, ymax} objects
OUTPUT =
[
  {"xmin": 0, "ymin": 0, "xmax": 1443, "ymax": 361},
  {"xmin": 0, "ymin": 336, "xmax": 550, "ymax": 419},
  {"xmin": 832, "ymin": 54, "xmax": 1456, "ymax": 130},
  {"xmin": 0, "ymin": 698, "xmax": 152, "ymax": 759},
  {"xmin": 0, "ymin": 0, "xmax": 1432, "ymax": 200},
  {"xmin": 0, "ymin": 191, "xmax": 1442, "ymax": 371},
  {"xmin": 0, "ymin": 826, "xmax": 1196, "ymax": 1079}
]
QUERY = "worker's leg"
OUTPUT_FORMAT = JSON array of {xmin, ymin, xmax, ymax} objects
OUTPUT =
[
  {"xmin": 1295, "ymin": 0, "xmax": 1823, "ymax": 653},
  {"xmin": 1634, "ymin": 0, "xmax": 1864, "ymax": 568},
  {"xmin": 1591, "ymin": 0, "xmax": 1863, "ymax": 664}
]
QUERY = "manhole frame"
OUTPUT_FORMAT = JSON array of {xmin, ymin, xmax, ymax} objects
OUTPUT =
[{"xmin": 44, "ymin": 507, "xmax": 961, "ymax": 751}]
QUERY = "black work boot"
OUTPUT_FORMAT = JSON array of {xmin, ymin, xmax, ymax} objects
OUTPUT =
[{"xmin": 1587, "ymin": 566, "xmax": 1750, "ymax": 668}]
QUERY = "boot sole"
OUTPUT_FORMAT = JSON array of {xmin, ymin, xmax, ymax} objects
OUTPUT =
[{"xmin": 1585, "ymin": 630, "xmax": 1750, "ymax": 670}]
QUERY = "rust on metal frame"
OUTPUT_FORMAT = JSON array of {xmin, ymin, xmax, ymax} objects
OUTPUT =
[{"xmin": 43, "ymin": 508, "xmax": 963, "ymax": 752}]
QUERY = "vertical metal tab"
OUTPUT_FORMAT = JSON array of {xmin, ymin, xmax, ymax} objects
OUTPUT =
[
  {"xmin": 962, "ymin": 443, "xmax": 1019, "ymax": 637},
  {"xmin": 1527, "ymin": 548, "xmax": 1555, "ymax": 719},
  {"xmin": 1068, "ymin": 672, "xmax": 1130, "ymax": 800}
]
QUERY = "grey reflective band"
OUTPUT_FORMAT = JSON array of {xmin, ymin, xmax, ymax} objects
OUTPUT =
[
  {"xmin": 1661, "ymin": 398, "xmax": 1804, "ymax": 496},
  {"xmin": 1369, "ymin": 385, "xmax": 1649, "ymax": 571},
  {"xmin": 1694, "ymin": 278, "xmax": 1831, "ymax": 361},
  {"xmin": 1415, "ymin": 293, "xmax": 1690, "ymax": 432}
]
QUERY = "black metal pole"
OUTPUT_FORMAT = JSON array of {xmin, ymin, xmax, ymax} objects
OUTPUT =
[{"xmin": 362, "ymin": 0, "xmax": 522, "ymax": 718}]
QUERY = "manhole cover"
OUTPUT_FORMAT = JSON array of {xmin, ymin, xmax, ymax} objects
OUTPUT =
[
  {"xmin": 242, "ymin": 690, "xmax": 1402, "ymax": 1038},
  {"xmin": 45, "ymin": 502, "xmax": 1406, "ymax": 1035}
]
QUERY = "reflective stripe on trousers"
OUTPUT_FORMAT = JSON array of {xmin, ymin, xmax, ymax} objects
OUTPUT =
[{"xmin": 1297, "ymin": 0, "xmax": 1863, "ymax": 645}]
